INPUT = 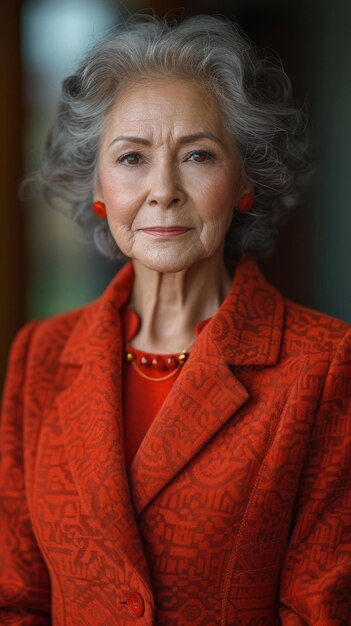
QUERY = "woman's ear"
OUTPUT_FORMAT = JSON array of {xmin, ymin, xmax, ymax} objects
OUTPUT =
[
  {"xmin": 239, "ymin": 172, "xmax": 254, "ymax": 197},
  {"xmin": 236, "ymin": 175, "xmax": 255, "ymax": 213},
  {"xmin": 235, "ymin": 177, "xmax": 254, "ymax": 205},
  {"xmin": 92, "ymin": 181, "xmax": 107, "ymax": 219}
]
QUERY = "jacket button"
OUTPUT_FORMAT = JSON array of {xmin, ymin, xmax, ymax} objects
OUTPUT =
[{"xmin": 127, "ymin": 592, "xmax": 145, "ymax": 617}]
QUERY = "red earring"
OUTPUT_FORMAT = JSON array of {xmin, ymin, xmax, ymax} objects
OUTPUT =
[
  {"xmin": 238, "ymin": 194, "xmax": 254, "ymax": 213},
  {"xmin": 93, "ymin": 201, "xmax": 107, "ymax": 219}
]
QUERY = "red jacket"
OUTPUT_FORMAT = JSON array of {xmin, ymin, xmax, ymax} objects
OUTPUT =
[{"xmin": 1, "ymin": 257, "xmax": 351, "ymax": 625}]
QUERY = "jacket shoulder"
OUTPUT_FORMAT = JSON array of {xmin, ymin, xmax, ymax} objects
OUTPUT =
[
  {"xmin": 282, "ymin": 298, "xmax": 351, "ymax": 357},
  {"xmin": 26, "ymin": 301, "xmax": 95, "ymax": 364}
]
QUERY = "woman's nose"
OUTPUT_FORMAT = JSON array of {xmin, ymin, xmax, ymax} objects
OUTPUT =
[{"xmin": 147, "ymin": 163, "xmax": 187, "ymax": 208}]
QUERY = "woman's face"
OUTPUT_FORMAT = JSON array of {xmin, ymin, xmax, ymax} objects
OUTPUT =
[{"xmin": 95, "ymin": 78, "xmax": 249, "ymax": 272}]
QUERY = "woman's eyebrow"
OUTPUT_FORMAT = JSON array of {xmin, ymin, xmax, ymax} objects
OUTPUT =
[
  {"xmin": 179, "ymin": 132, "xmax": 225, "ymax": 147},
  {"xmin": 108, "ymin": 132, "xmax": 225, "ymax": 148},
  {"xmin": 109, "ymin": 135, "xmax": 150, "ymax": 147}
]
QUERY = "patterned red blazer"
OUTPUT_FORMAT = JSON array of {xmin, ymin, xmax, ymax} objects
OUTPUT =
[{"xmin": 1, "ymin": 257, "xmax": 351, "ymax": 626}]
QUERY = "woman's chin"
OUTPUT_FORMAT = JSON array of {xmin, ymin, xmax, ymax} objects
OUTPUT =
[{"xmin": 131, "ymin": 249, "xmax": 202, "ymax": 274}]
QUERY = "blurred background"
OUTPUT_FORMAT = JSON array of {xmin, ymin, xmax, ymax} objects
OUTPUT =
[{"xmin": 1, "ymin": 0, "xmax": 351, "ymax": 391}]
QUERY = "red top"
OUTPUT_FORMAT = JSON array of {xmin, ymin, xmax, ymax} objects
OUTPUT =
[{"xmin": 121, "ymin": 305, "xmax": 210, "ymax": 469}]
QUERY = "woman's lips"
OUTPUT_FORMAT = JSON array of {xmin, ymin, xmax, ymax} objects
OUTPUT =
[{"xmin": 141, "ymin": 227, "xmax": 192, "ymax": 237}]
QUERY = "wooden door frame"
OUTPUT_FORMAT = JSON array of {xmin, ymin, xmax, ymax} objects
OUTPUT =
[{"xmin": 0, "ymin": 0, "xmax": 28, "ymax": 392}]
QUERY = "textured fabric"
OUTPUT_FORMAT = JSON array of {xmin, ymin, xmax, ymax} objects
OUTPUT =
[
  {"xmin": 121, "ymin": 305, "xmax": 211, "ymax": 469},
  {"xmin": 0, "ymin": 256, "xmax": 351, "ymax": 626}
]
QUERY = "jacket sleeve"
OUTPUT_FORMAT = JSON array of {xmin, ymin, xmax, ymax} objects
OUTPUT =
[
  {"xmin": 279, "ymin": 329, "xmax": 351, "ymax": 625},
  {"xmin": 0, "ymin": 322, "xmax": 51, "ymax": 625}
]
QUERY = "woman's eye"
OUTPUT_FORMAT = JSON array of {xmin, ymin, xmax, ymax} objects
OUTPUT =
[
  {"xmin": 187, "ymin": 151, "xmax": 213, "ymax": 163},
  {"xmin": 118, "ymin": 152, "xmax": 143, "ymax": 165}
]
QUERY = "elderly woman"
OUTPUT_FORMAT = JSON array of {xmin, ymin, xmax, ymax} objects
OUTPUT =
[{"xmin": 1, "ymin": 14, "xmax": 350, "ymax": 626}]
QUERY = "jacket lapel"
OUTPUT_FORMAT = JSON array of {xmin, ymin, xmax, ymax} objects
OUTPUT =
[
  {"xmin": 56, "ymin": 262, "xmax": 152, "ymax": 587},
  {"xmin": 129, "ymin": 257, "xmax": 285, "ymax": 516},
  {"xmin": 128, "ymin": 335, "xmax": 250, "ymax": 517}
]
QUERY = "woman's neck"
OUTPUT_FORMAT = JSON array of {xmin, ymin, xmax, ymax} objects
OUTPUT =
[{"xmin": 129, "ymin": 248, "xmax": 232, "ymax": 353}]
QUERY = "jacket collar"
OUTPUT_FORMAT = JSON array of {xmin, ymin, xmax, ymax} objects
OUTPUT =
[
  {"xmin": 60, "ymin": 260, "xmax": 133, "ymax": 365},
  {"xmin": 56, "ymin": 256, "xmax": 284, "ymax": 591},
  {"xmin": 206, "ymin": 256, "xmax": 284, "ymax": 366}
]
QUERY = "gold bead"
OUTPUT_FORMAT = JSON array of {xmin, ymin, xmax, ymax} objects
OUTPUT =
[
  {"xmin": 178, "ymin": 353, "xmax": 187, "ymax": 362},
  {"xmin": 126, "ymin": 352, "xmax": 134, "ymax": 362}
]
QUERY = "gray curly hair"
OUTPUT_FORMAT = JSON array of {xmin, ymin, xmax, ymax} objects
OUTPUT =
[{"xmin": 27, "ymin": 13, "xmax": 312, "ymax": 266}]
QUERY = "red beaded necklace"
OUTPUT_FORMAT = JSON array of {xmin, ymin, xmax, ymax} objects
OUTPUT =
[{"xmin": 125, "ymin": 339, "xmax": 196, "ymax": 382}]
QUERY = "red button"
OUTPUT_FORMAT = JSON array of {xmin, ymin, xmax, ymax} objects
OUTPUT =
[{"xmin": 127, "ymin": 592, "xmax": 145, "ymax": 617}]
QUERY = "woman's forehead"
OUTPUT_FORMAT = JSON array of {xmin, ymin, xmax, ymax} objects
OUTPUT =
[{"xmin": 103, "ymin": 78, "xmax": 226, "ymax": 142}]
